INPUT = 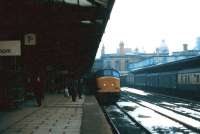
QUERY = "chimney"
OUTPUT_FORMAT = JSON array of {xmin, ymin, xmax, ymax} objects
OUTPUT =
[
  {"xmin": 101, "ymin": 44, "xmax": 105, "ymax": 57},
  {"xmin": 119, "ymin": 41, "xmax": 125, "ymax": 55},
  {"xmin": 183, "ymin": 44, "xmax": 188, "ymax": 51}
]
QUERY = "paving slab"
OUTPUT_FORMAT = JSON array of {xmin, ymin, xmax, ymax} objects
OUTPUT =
[{"xmin": 0, "ymin": 94, "xmax": 112, "ymax": 134}]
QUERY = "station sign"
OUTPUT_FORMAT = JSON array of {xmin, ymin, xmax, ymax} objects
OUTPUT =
[
  {"xmin": 0, "ymin": 41, "xmax": 21, "ymax": 56},
  {"xmin": 24, "ymin": 33, "xmax": 36, "ymax": 45}
]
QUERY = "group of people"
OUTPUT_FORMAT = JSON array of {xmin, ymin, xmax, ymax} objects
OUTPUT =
[
  {"xmin": 26, "ymin": 76, "xmax": 44, "ymax": 107},
  {"xmin": 65, "ymin": 78, "xmax": 82, "ymax": 102},
  {"xmin": 26, "ymin": 75, "xmax": 83, "ymax": 107}
]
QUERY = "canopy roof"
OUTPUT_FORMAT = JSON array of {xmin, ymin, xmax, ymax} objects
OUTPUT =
[{"xmin": 0, "ymin": 0, "xmax": 115, "ymax": 77}]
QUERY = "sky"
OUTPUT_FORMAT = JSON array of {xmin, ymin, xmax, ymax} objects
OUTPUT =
[{"xmin": 96, "ymin": 0, "xmax": 200, "ymax": 58}]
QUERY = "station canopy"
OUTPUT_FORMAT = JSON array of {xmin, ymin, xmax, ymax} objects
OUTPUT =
[{"xmin": 0, "ymin": 0, "xmax": 115, "ymax": 77}]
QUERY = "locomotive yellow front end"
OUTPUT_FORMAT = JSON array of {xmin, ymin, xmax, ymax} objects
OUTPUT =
[
  {"xmin": 96, "ymin": 76, "xmax": 120, "ymax": 93},
  {"xmin": 95, "ymin": 69, "xmax": 121, "ymax": 104}
]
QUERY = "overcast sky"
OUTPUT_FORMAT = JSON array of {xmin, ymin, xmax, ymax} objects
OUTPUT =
[{"xmin": 96, "ymin": 0, "xmax": 200, "ymax": 58}]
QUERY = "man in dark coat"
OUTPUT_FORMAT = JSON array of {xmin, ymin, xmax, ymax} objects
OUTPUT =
[
  {"xmin": 67, "ymin": 78, "xmax": 77, "ymax": 102},
  {"xmin": 33, "ymin": 76, "xmax": 43, "ymax": 106},
  {"xmin": 77, "ymin": 79, "xmax": 82, "ymax": 99},
  {"xmin": 71, "ymin": 79, "xmax": 78, "ymax": 102}
]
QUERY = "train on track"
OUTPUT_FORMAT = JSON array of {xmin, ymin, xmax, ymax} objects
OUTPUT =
[
  {"xmin": 123, "ymin": 56, "xmax": 200, "ymax": 100},
  {"xmin": 95, "ymin": 69, "xmax": 121, "ymax": 104}
]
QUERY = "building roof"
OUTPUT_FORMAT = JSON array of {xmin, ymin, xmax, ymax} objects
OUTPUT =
[{"xmin": 131, "ymin": 55, "xmax": 200, "ymax": 73}]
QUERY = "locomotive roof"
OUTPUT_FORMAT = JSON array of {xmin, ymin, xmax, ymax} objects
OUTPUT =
[
  {"xmin": 131, "ymin": 55, "xmax": 200, "ymax": 73},
  {"xmin": 95, "ymin": 68, "xmax": 120, "ymax": 73}
]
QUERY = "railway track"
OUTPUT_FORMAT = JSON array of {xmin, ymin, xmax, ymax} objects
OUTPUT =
[
  {"xmin": 118, "ymin": 87, "xmax": 200, "ymax": 133},
  {"xmin": 104, "ymin": 100, "xmax": 198, "ymax": 133},
  {"xmin": 154, "ymin": 93, "xmax": 200, "ymax": 112},
  {"xmin": 103, "ymin": 104, "xmax": 149, "ymax": 134},
  {"xmin": 122, "ymin": 87, "xmax": 200, "ymax": 122},
  {"xmin": 102, "ymin": 88, "xmax": 200, "ymax": 133}
]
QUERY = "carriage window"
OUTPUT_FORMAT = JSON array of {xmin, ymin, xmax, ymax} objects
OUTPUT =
[
  {"xmin": 181, "ymin": 75, "xmax": 183, "ymax": 84},
  {"xmin": 184, "ymin": 76, "xmax": 187, "ymax": 84},
  {"xmin": 188, "ymin": 75, "xmax": 190, "ymax": 84},
  {"xmin": 197, "ymin": 74, "xmax": 200, "ymax": 82}
]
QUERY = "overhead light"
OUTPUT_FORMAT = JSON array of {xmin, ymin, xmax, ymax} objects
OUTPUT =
[
  {"xmin": 96, "ymin": 19, "xmax": 103, "ymax": 24},
  {"xmin": 81, "ymin": 20, "xmax": 92, "ymax": 24}
]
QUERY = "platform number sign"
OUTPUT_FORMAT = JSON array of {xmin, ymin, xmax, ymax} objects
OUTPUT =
[{"xmin": 24, "ymin": 33, "xmax": 36, "ymax": 45}]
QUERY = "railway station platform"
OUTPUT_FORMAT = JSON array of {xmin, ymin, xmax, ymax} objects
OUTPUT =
[{"xmin": 0, "ymin": 94, "xmax": 112, "ymax": 134}]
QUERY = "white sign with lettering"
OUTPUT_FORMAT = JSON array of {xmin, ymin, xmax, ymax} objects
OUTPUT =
[
  {"xmin": 0, "ymin": 41, "xmax": 21, "ymax": 56},
  {"xmin": 24, "ymin": 33, "xmax": 36, "ymax": 45}
]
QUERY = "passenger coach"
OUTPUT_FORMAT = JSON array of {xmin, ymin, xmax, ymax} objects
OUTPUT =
[{"xmin": 124, "ymin": 56, "xmax": 200, "ymax": 100}]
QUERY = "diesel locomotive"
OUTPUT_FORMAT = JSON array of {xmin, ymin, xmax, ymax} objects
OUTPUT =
[{"xmin": 95, "ymin": 69, "xmax": 120, "ymax": 103}]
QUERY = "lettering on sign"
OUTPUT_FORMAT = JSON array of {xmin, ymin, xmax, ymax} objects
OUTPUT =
[
  {"xmin": 0, "ymin": 49, "xmax": 11, "ymax": 54},
  {"xmin": 0, "ymin": 41, "xmax": 21, "ymax": 56},
  {"xmin": 24, "ymin": 33, "xmax": 36, "ymax": 45}
]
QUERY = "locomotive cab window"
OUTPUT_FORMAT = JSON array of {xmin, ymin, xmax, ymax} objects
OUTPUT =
[
  {"xmin": 112, "ymin": 71, "xmax": 120, "ymax": 78},
  {"xmin": 96, "ymin": 69, "xmax": 120, "ymax": 78}
]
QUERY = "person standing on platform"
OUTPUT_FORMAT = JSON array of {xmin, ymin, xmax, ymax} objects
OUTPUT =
[
  {"xmin": 77, "ymin": 79, "xmax": 82, "ymax": 99},
  {"xmin": 71, "ymin": 79, "xmax": 78, "ymax": 102},
  {"xmin": 68, "ymin": 76, "xmax": 77, "ymax": 102},
  {"xmin": 64, "ymin": 78, "xmax": 70, "ymax": 97},
  {"xmin": 67, "ymin": 78, "xmax": 72, "ymax": 96},
  {"xmin": 25, "ymin": 77, "xmax": 32, "ymax": 100},
  {"xmin": 33, "ymin": 76, "xmax": 43, "ymax": 106}
]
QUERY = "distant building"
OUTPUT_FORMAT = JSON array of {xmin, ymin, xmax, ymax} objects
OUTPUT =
[
  {"xmin": 195, "ymin": 37, "xmax": 200, "ymax": 50},
  {"xmin": 155, "ymin": 40, "xmax": 169, "ymax": 55},
  {"xmin": 128, "ymin": 55, "xmax": 188, "ymax": 71},
  {"xmin": 172, "ymin": 44, "xmax": 200, "ymax": 57},
  {"xmin": 129, "ymin": 43, "xmax": 200, "ymax": 71},
  {"xmin": 117, "ymin": 41, "xmax": 132, "ymax": 54},
  {"xmin": 93, "ymin": 40, "xmax": 200, "ymax": 74},
  {"xmin": 92, "ymin": 59, "xmax": 102, "ymax": 72},
  {"xmin": 93, "ymin": 42, "xmax": 157, "ymax": 75}
]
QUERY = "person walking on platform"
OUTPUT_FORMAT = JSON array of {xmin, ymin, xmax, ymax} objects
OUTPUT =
[
  {"xmin": 33, "ymin": 76, "xmax": 43, "ymax": 106},
  {"xmin": 71, "ymin": 79, "xmax": 78, "ymax": 102}
]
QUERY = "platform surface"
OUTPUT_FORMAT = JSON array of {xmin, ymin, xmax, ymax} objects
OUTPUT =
[{"xmin": 0, "ymin": 94, "xmax": 112, "ymax": 134}]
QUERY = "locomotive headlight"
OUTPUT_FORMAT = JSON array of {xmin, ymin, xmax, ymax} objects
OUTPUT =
[
  {"xmin": 111, "ymin": 83, "xmax": 114, "ymax": 86},
  {"xmin": 103, "ymin": 83, "xmax": 106, "ymax": 86}
]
